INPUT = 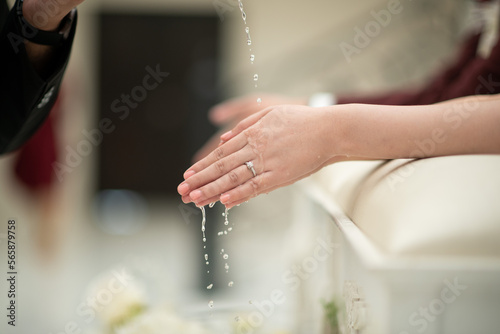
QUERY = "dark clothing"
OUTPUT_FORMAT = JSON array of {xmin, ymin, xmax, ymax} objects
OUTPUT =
[
  {"xmin": 338, "ymin": 20, "xmax": 500, "ymax": 105},
  {"xmin": 0, "ymin": 0, "xmax": 76, "ymax": 154}
]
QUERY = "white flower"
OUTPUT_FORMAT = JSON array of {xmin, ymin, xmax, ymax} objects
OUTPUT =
[
  {"xmin": 115, "ymin": 307, "xmax": 211, "ymax": 334},
  {"xmin": 85, "ymin": 267, "xmax": 147, "ymax": 327}
]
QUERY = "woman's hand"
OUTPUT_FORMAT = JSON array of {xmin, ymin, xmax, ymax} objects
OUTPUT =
[
  {"xmin": 178, "ymin": 104, "xmax": 338, "ymax": 208},
  {"xmin": 192, "ymin": 94, "xmax": 307, "ymax": 162}
]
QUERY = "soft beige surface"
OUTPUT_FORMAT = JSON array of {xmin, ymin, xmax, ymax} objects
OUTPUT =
[{"xmin": 312, "ymin": 155, "xmax": 500, "ymax": 258}]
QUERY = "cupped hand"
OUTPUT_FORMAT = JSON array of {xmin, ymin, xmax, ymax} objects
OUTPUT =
[
  {"xmin": 192, "ymin": 94, "xmax": 307, "ymax": 162},
  {"xmin": 178, "ymin": 104, "xmax": 338, "ymax": 209}
]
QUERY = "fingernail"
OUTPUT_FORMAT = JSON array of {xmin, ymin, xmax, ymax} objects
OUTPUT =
[
  {"xmin": 178, "ymin": 183, "xmax": 190, "ymax": 195},
  {"xmin": 190, "ymin": 190, "xmax": 202, "ymax": 200},
  {"xmin": 184, "ymin": 170, "xmax": 196, "ymax": 179},
  {"xmin": 220, "ymin": 193, "xmax": 230, "ymax": 203},
  {"xmin": 220, "ymin": 131, "xmax": 232, "ymax": 141}
]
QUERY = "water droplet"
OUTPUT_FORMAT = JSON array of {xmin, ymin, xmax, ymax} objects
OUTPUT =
[
  {"xmin": 228, "ymin": 227, "xmax": 233, "ymax": 232},
  {"xmin": 200, "ymin": 206, "xmax": 206, "ymax": 232},
  {"xmin": 235, "ymin": 316, "xmax": 240, "ymax": 322},
  {"xmin": 223, "ymin": 254, "xmax": 229, "ymax": 260},
  {"xmin": 245, "ymin": 27, "xmax": 252, "ymax": 46},
  {"xmin": 204, "ymin": 254, "xmax": 209, "ymax": 261},
  {"xmin": 242, "ymin": 12, "xmax": 247, "ymax": 23},
  {"xmin": 203, "ymin": 245, "xmax": 206, "ymax": 249},
  {"xmin": 207, "ymin": 284, "xmax": 213, "ymax": 290},
  {"xmin": 224, "ymin": 230, "xmax": 228, "ymax": 235},
  {"xmin": 249, "ymin": 300, "xmax": 253, "ymax": 305},
  {"xmin": 206, "ymin": 261, "xmax": 209, "ymax": 265},
  {"xmin": 228, "ymin": 281, "xmax": 234, "ymax": 287},
  {"xmin": 253, "ymin": 74, "xmax": 259, "ymax": 81},
  {"xmin": 221, "ymin": 249, "xmax": 225, "ymax": 253},
  {"xmin": 203, "ymin": 238, "xmax": 206, "ymax": 242},
  {"xmin": 257, "ymin": 98, "xmax": 262, "ymax": 104},
  {"xmin": 225, "ymin": 263, "xmax": 229, "ymax": 270},
  {"xmin": 208, "ymin": 300, "xmax": 214, "ymax": 308},
  {"xmin": 238, "ymin": 1, "xmax": 243, "ymax": 10},
  {"xmin": 250, "ymin": 54, "xmax": 255, "ymax": 63},
  {"xmin": 218, "ymin": 231, "xmax": 223, "ymax": 236}
]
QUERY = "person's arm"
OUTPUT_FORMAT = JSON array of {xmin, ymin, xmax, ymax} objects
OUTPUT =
[
  {"xmin": 0, "ymin": 0, "xmax": 81, "ymax": 154},
  {"xmin": 178, "ymin": 94, "xmax": 500, "ymax": 208},
  {"xmin": 21, "ymin": 0, "xmax": 82, "ymax": 76}
]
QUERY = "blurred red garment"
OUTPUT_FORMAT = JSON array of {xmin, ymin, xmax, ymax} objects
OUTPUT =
[
  {"xmin": 13, "ymin": 96, "xmax": 60, "ymax": 192},
  {"xmin": 338, "ymin": 0, "xmax": 500, "ymax": 105}
]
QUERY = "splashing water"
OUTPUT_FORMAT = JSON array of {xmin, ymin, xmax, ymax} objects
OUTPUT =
[
  {"xmin": 223, "ymin": 207, "xmax": 230, "ymax": 225},
  {"xmin": 200, "ymin": 206, "xmax": 206, "ymax": 239},
  {"xmin": 238, "ymin": 0, "xmax": 261, "ymax": 104},
  {"xmin": 245, "ymin": 27, "xmax": 252, "ymax": 46},
  {"xmin": 238, "ymin": 0, "xmax": 246, "ymax": 24}
]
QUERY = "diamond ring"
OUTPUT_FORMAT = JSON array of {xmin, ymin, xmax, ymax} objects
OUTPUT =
[{"xmin": 245, "ymin": 161, "xmax": 257, "ymax": 177}]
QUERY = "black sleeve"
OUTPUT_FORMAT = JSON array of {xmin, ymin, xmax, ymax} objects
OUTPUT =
[{"xmin": 0, "ymin": 0, "xmax": 77, "ymax": 154}]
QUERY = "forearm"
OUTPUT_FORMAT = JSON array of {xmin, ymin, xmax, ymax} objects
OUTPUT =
[
  {"xmin": 22, "ymin": 0, "xmax": 79, "ymax": 76},
  {"xmin": 326, "ymin": 94, "xmax": 500, "ymax": 161}
]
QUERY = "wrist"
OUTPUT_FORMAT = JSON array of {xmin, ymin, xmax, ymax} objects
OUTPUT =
[
  {"xmin": 322, "ymin": 104, "xmax": 354, "ymax": 159},
  {"xmin": 22, "ymin": 0, "xmax": 71, "ymax": 31}
]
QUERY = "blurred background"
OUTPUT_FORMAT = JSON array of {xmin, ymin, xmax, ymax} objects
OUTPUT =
[{"xmin": 0, "ymin": 0, "xmax": 471, "ymax": 333}]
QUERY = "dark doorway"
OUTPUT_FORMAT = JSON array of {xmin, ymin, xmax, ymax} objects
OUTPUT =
[{"xmin": 97, "ymin": 13, "xmax": 220, "ymax": 197}]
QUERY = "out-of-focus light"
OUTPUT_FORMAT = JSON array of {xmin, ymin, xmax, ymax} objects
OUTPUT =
[{"xmin": 92, "ymin": 189, "xmax": 148, "ymax": 235}]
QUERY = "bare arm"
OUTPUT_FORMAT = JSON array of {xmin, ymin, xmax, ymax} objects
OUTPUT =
[
  {"xmin": 22, "ymin": 0, "xmax": 83, "ymax": 76},
  {"xmin": 178, "ymin": 94, "xmax": 500, "ymax": 208},
  {"xmin": 333, "ymin": 94, "xmax": 500, "ymax": 160}
]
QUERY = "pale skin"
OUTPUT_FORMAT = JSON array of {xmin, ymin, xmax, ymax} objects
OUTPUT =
[
  {"xmin": 178, "ymin": 94, "xmax": 500, "ymax": 209},
  {"xmin": 193, "ymin": 93, "xmax": 306, "ymax": 162},
  {"xmin": 21, "ymin": 0, "xmax": 84, "ymax": 76}
]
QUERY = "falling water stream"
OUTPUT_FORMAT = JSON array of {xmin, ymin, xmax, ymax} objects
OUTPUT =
[{"xmin": 202, "ymin": 0, "xmax": 260, "ymax": 311}]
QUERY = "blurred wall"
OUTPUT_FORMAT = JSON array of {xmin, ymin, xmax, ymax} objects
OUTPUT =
[
  {"xmin": 0, "ymin": 0, "xmax": 472, "ymax": 236},
  {"xmin": 0, "ymin": 0, "xmax": 472, "ymax": 250}
]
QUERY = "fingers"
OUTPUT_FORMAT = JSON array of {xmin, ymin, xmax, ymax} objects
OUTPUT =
[
  {"xmin": 181, "ymin": 163, "xmax": 258, "ymax": 207},
  {"xmin": 178, "ymin": 137, "xmax": 256, "ymax": 199},
  {"xmin": 183, "ymin": 132, "xmax": 247, "ymax": 180},
  {"xmin": 220, "ymin": 163, "xmax": 327, "ymax": 209},
  {"xmin": 191, "ymin": 127, "xmax": 231, "ymax": 163},
  {"xmin": 220, "ymin": 108, "xmax": 272, "ymax": 142}
]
